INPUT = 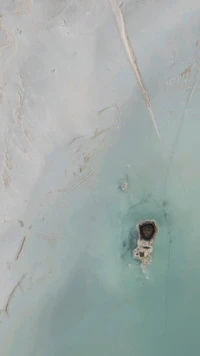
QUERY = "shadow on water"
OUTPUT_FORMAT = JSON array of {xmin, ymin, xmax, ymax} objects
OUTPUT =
[{"xmin": 121, "ymin": 227, "xmax": 138, "ymax": 260}]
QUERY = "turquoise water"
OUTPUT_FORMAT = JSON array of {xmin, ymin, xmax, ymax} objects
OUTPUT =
[{"xmin": 3, "ymin": 93, "xmax": 200, "ymax": 355}]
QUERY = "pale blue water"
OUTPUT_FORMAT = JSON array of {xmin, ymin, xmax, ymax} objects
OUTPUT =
[{"xmin": 4, "ymin": 93, "xmax": 200, "ymax": 355}]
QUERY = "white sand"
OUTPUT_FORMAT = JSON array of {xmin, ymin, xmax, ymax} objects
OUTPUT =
[{"xmin": 0, "ymin": 0, "xmax": 200, "ymax": 355}]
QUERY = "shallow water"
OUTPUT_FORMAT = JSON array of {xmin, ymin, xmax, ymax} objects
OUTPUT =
[{"xmin": 1, "ymin": 0, "xmax": 200, "ymax": 355}]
